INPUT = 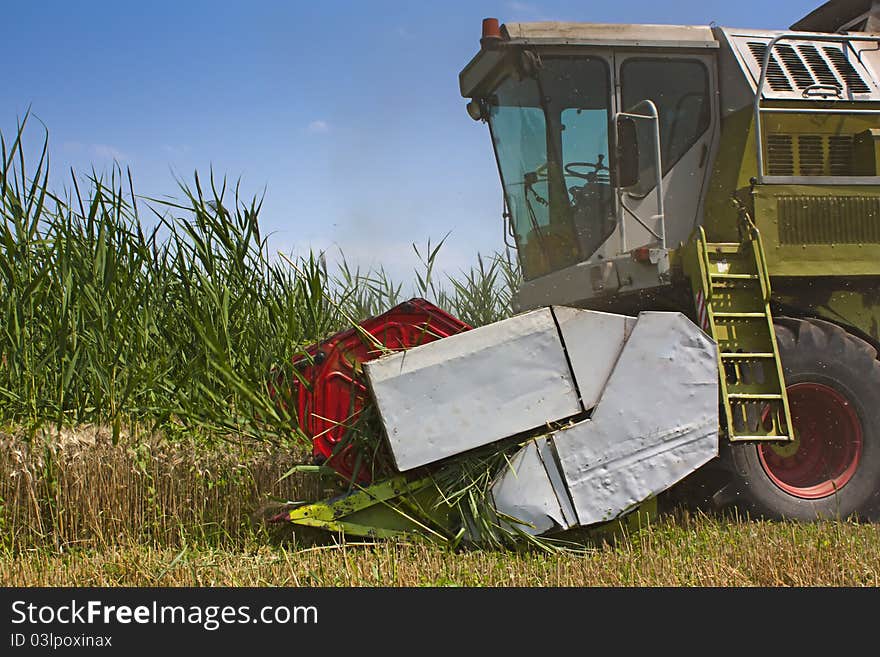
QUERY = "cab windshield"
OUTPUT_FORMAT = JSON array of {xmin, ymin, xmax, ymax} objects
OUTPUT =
[{"xmin": 487, "ymin": 56, "xmax": 613, "ymax": 280}]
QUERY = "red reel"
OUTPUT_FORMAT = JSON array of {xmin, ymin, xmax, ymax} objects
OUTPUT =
[{"xmin": 272, "ymin": 299, "xmax": 470, "ymax": 482}]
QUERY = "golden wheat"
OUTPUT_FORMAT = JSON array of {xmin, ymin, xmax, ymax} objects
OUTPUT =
[{"xmin": 2, "ymin": 516, "xmax": 877, "ymax": 586}]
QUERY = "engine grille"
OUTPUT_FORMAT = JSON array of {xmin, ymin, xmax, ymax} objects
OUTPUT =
[
  {"xmin": 746, "ymin": 41, "xmax": 871, "ymax": 94},
  {"xmin": 766, "ymin": 134, "xmax": 854, "ymax": 176},
  {"xmin": 777, "ymin": 195, "xmax": 880, "ymax": 244}
]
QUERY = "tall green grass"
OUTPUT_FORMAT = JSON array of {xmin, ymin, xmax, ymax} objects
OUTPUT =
[{"xmin": 0, "ymin": 117, "xmax": 520, "ymax": 439}]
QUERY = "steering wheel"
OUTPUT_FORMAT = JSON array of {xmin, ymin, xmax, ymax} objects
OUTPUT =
[{"xmin": 564, "ymin": 158, "xmax": 608, "ymax": 181}]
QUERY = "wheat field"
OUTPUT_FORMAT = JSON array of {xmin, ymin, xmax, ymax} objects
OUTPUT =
[{"xmin": 1, "ymin": 427, "xmax": 878, "ymax": 587}]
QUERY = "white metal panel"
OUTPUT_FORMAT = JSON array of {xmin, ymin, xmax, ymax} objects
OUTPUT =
[
  {"xmin": 502, "ymin": 22, "xmax": 718, "ymax": 48},
  {"xmin": 490, "ymin": 439, "xmax": 574, "ymax": 536},
  {"xmin": 537, "ymin": 437, "xmax": 578, "ymax": 527},
  {"xmin": 552, "ymin": 307, "xmax": 631, "ymax": 411},
  {"xmin": 366, "ymin": 308, "xmax": 582, "ymax": 471},
  {"xmin": 723, "ymin": 29, "xmax": 880, "ymax": 100},
  {"xmin": 553, "ymin": 312, "xmax": 719, "ymax": 526}
]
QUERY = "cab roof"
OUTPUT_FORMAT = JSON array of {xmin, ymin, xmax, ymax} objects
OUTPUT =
[{"xmin": 500, "ymin": 22, "xmax": 717, "ymax": 48}]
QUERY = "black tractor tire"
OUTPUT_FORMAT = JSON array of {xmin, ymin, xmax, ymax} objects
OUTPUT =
[{"xmin": 723, "ymin": 317, "xmax": 880, "ymax": 521}]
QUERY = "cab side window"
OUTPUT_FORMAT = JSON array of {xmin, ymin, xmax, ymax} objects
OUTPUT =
[{"xmin": 621, "ymin": 59, "xmax": 710, "ymax": 195}]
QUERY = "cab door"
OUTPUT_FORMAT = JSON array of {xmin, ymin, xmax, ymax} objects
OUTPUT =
[{"xmin": 606, "ymin": 51, "xmax": 719, "ymax": 255}]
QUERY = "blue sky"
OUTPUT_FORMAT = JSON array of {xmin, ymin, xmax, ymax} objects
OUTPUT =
[{"xmin": 1, "ymin": 0, "xmax": 816, "ymax": 282}]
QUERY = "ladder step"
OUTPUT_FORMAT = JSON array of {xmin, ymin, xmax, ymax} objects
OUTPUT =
[
  {"xmin": 710, "ymin": 273, "xmax": 759, "ymax": 280},
  {"xmin": 729, "ymin": 393, "xmax": 784, "ymax": 400},
  {"xmin": 713, "ymin": 312, "xmax": 766, "ymax": 318},
  {"xmin": 696, "ymin": 232, "xmax": 793, "ymax": 444}
]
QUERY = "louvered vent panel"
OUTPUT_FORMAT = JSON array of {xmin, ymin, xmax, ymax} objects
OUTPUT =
[
  {"xmin": 798, "ymin": 136, "xmax": 824, "ymax": 175},
  {"xmin": 778, "ymin": 196, "xmax": 880, "ymax": 244},
  {"xmin": 767, "ymin": 135, "xmax": 794, "ymax": 175},
  {"xmin": 822, "ymin": 47, "xmax": 872, "ymax": 93},
  {"xmin": 776, "ymin": 44, "xmax": 815, "ymax": 89},
  {"xmin": 747, "ymin": 42, "xmax": 792, "ymax": 91},
  {"xmin": 766, "ymin": 134, "xmax": 855, "ymax": 176},
  {"xmin": 797, "ymin": 45, "xmax": 841, "ymax": 88},
  {"xmin": 738, "ymin": 35, "xmax": 879, "ymax": 99},
  {"xmin": 828, "ymin": 136, "xmax": 854, "ymax": 176}
]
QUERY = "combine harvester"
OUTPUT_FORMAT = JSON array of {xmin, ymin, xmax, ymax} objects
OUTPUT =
[{"xmin": 274, "ymin": 0, "xmax": 880, "ymax": 545}]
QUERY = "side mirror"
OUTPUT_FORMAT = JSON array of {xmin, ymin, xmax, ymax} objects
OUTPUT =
[{"xmin": 616, "ymin": 117, "xmax": 640, "ymax": 188}]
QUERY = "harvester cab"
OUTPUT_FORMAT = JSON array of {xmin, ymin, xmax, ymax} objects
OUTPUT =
[
  {"xmin": 461, "ymin": 18, "xmax": 714, "ymax": 308},
  {"xmin": 275, "ymin": 1, "xmax": 880, "ymax": 545}
]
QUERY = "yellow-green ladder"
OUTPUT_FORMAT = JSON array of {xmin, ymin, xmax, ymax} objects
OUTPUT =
[{"xmin": 686, "ymin": 218, "xmax": 793, "ymax": 442}]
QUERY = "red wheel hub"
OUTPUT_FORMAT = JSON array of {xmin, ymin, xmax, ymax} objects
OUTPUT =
[{"xmin": 759, "ymin": 382, "xmax": 863, "ymax": 499}]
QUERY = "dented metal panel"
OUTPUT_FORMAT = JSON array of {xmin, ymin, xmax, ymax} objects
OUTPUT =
[
  {"xmin": 366, "ymin": 305, "xmax": 718, "ymax": 533},
  {"xmin": 366, "ymin": 308, "xmax": 581, "ymax": 471},
  {"xmin": 552, "ymin": 307, "xmax": 634, "ymax": 412},
  {"xmin": 552, "ymin": 312, "xmax": 719, "ymax": 526},
  {"xmin": 536, "ymin": 437, "xmax": 578, "ymax": 528},
  {"xmin": 491, "ymin": 439, "xmax": 574, "ymax": 536}
]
